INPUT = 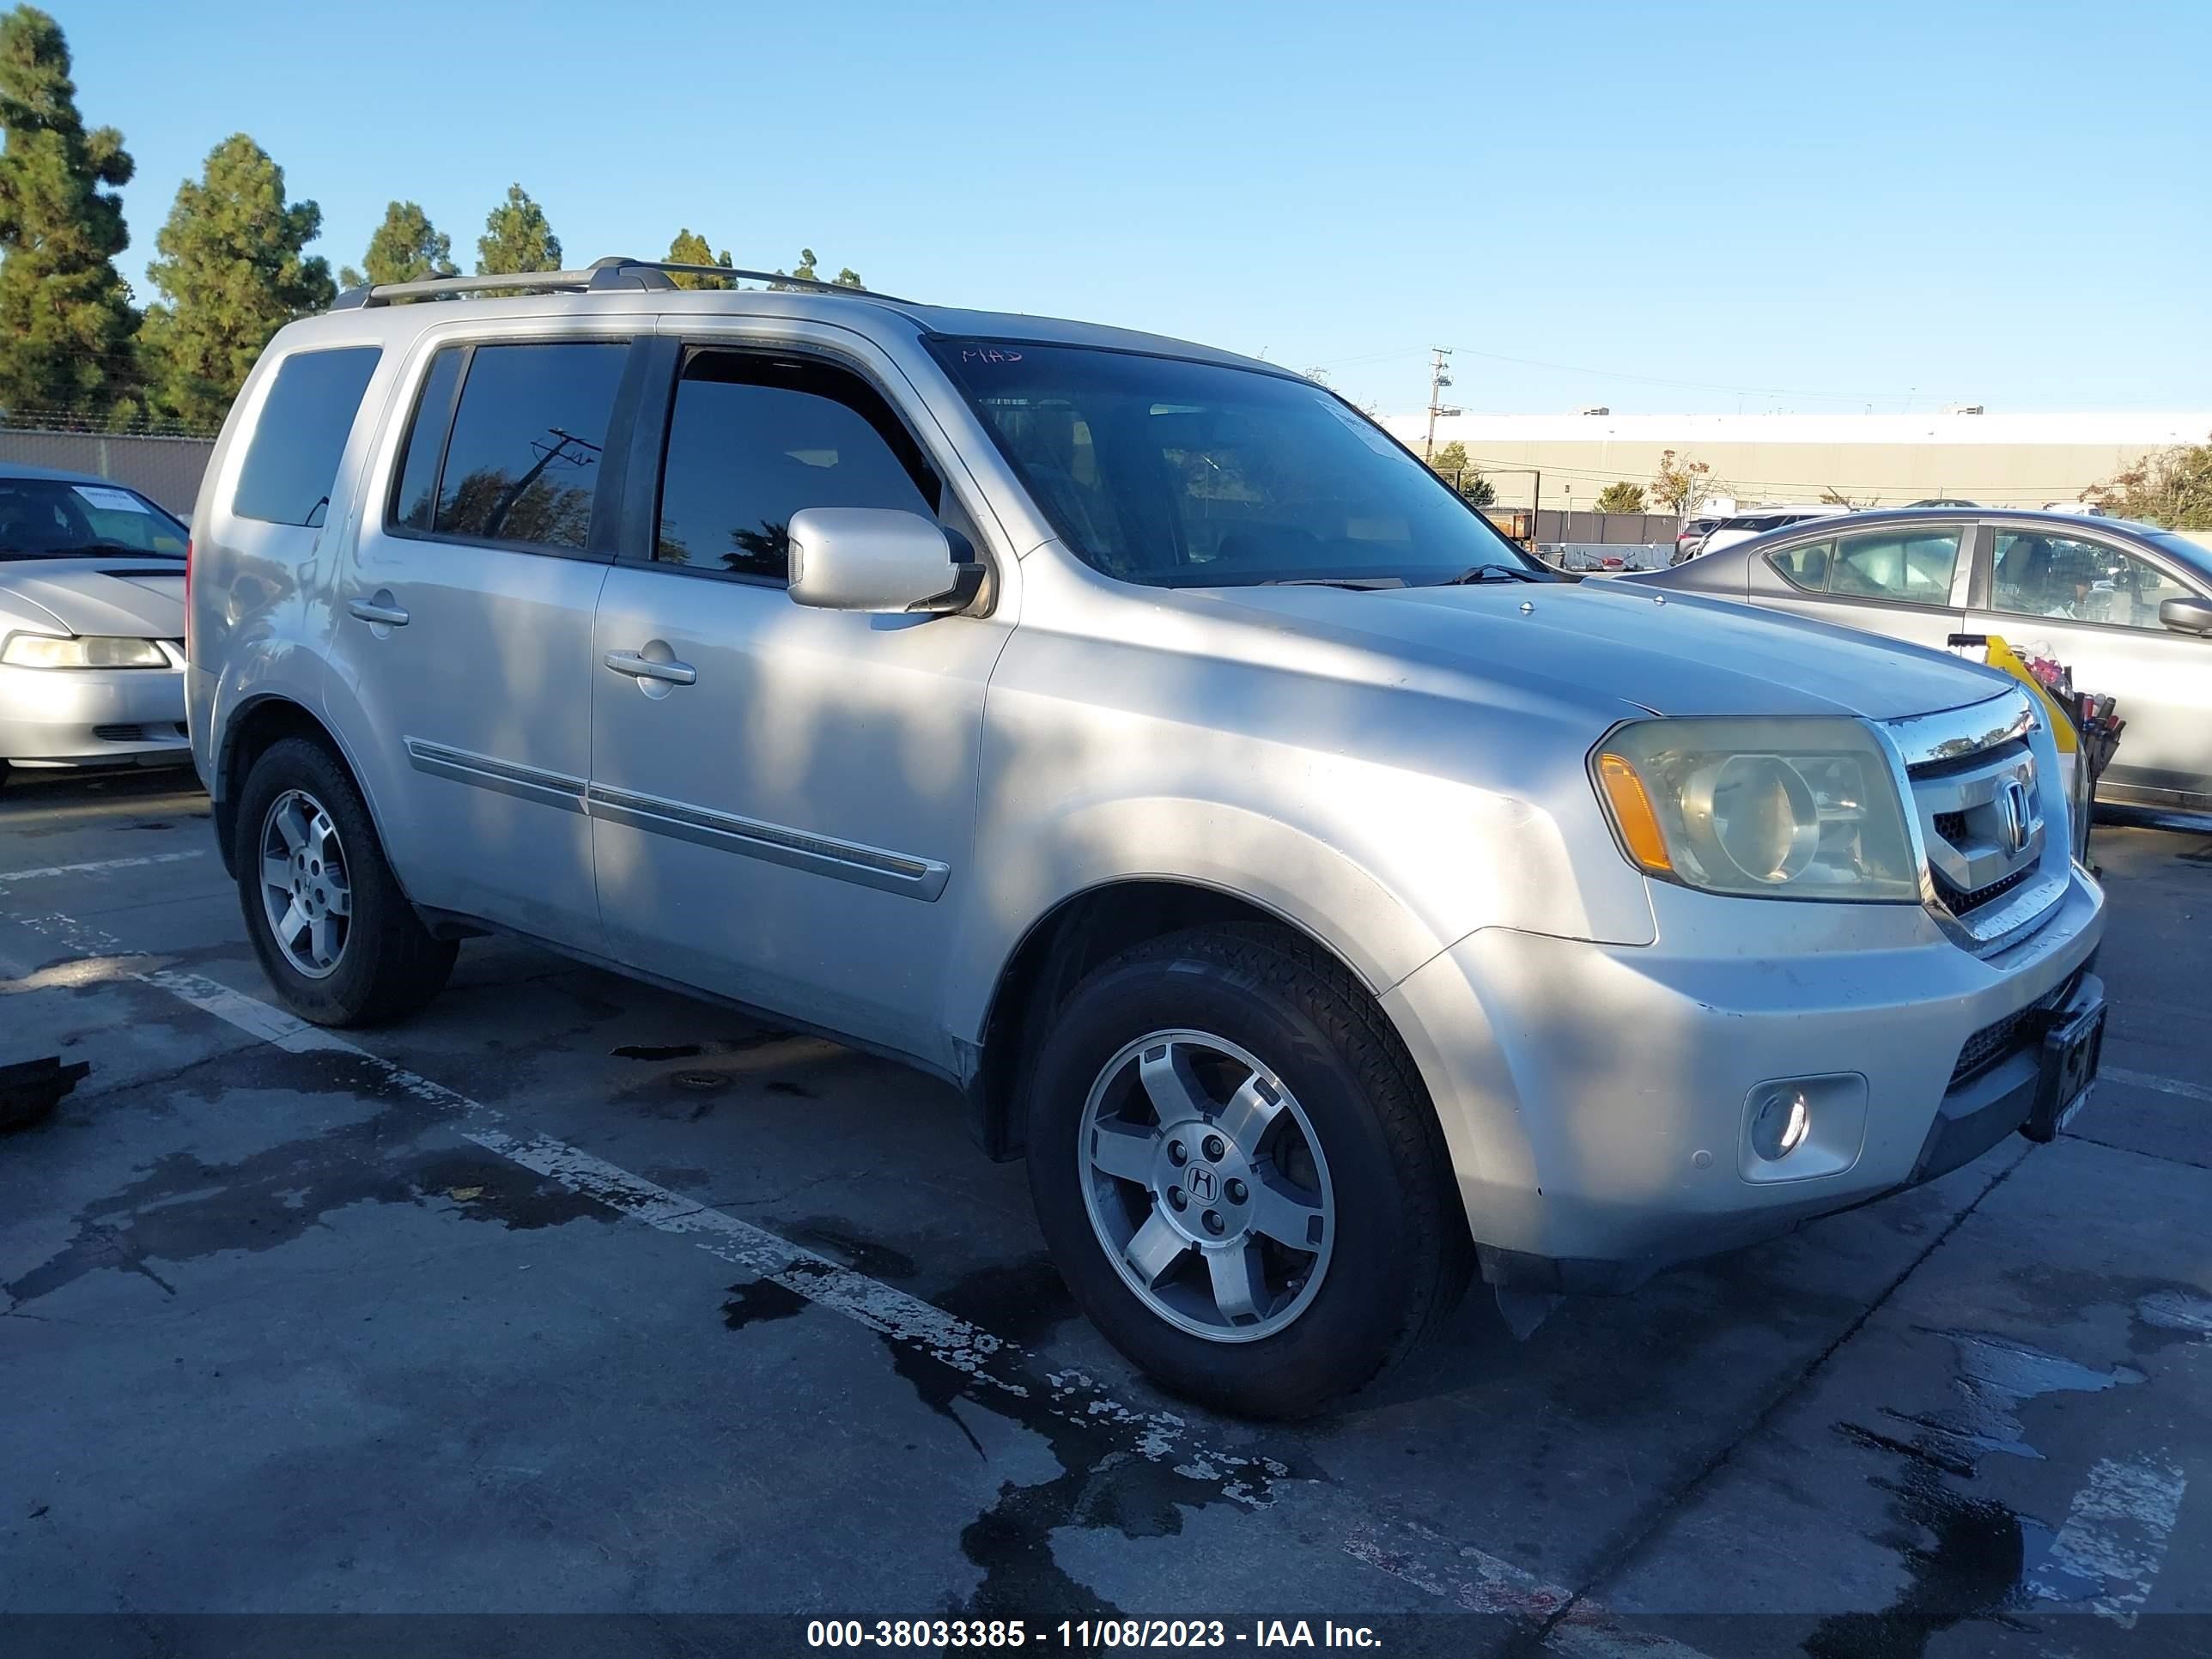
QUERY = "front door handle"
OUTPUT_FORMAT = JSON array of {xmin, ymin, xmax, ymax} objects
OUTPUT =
[
  {"xmin": 603, "ymin": 648, "xmax": 696, "ymax": 686},
  {"xmin": 347, "ymin": 595, "xmax": 410, "ymax": 627}
]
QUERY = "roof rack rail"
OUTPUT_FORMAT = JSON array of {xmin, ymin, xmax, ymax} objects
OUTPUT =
[{"xmin": 330, "ymin": 255, "xmax": 911, "ymax": 311}]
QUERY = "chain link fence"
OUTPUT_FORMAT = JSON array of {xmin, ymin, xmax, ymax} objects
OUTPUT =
[{"xmin": 0, "ymin": 427, "xmax": 216, "ymax": 515}]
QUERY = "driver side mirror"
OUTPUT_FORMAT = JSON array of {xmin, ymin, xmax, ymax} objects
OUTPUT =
[
  {"xmin": 2159, "ymin": 596, "xmax": 2212, "ymax": 636},
  {"xmin": 787, "ymin": 507, "xmax": 984, "ymax": 615}
]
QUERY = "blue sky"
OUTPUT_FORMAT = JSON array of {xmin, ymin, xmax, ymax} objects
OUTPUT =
[{"xmin": 52, "ymin": 0, "xmax": 2212, "ymax": 416}]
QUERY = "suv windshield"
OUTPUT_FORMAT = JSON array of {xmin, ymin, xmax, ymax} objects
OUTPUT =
[
  {"xmin": 0, "ymin": 477, "xmax": 186, "ymax": 559},
  {"xmin": 928, "ymin": 339, "xmax": 1538, "ymax": 587}
]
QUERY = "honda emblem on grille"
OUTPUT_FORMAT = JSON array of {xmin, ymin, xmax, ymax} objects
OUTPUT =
[{"xmin": 1996, "ymin": 778, "xmax": 2033, "ymax": 857}]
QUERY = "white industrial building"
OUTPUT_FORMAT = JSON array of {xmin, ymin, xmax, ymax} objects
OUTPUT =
[{"xmin": 1379, "ymin": 409, "xmax": 2212, "ymax": 514}]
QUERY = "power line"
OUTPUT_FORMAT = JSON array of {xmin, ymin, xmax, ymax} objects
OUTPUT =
[{"xmin": 1304, "ymin": 340, "xmax": 1941, "ymax": 408}]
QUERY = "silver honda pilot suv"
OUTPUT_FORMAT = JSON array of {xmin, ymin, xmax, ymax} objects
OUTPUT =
[{"xmin": 186, "ymin": 258, "xmax": 2107, "ymax": 1418}]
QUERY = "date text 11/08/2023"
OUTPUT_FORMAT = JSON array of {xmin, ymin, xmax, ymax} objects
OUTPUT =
[{"xmin": 805, "ymin": 1618, "xmax": 1383, "ymax": 1649}]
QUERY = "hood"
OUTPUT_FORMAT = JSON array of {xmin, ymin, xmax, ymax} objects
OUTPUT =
[
  {"xmin": 0, "ymin": 559, "xmax": 186, "ymax": 641},
  {"xmin": 1189, "ymin": 577, "xmax": 2011, "ymax": 723}
]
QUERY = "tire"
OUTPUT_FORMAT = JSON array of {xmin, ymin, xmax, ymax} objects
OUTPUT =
[
  {"xmin": 232, "ymin": 736, "xmax": 456, "ymax": 1025},
  {"xmin": 1025, "ymin": 923, "xmax": 1469, "ymax": 1419}
]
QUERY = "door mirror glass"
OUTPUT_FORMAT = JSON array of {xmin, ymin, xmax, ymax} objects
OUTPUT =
[
  {"xmin": 787, "ymin": 507, "xmax": 979, "ymax": 613},
  {"xmin": 2160, "ymin": 595, "xmax": 2212, "ymax": 636}
]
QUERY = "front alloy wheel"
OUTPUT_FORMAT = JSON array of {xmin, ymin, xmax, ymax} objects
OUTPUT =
[
  {"xmin": 1079, "ymin": 1029, "xmax": 1334, "ymax": 1341},
  {"xmin": 258, "ymin": 787, "xmax": 352, "ymax": 978}
]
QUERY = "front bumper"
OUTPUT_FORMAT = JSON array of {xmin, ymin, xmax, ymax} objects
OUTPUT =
[
  {"xmin": 0, "ymin": 663, "xmax": 191, "ymax": 768},
  {"xmin": 1382, "ymin": 866, "xmax": 2106, "ymax": 1292}
]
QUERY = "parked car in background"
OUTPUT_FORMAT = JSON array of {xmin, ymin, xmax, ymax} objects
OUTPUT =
[
  {"xmin": 186, "ymin": 261, "xmax": 2106, "ymax": 1417},
  {"xmin": 1671, "ymin": 515, "xmax": 1721, "ymax": 564},
  {"xmin": 0, "ymin": 465, "xmax": 191, "ymax": 785},
  {"xmin": 1693, "ymin": 503, "xmax": 1852, "ymax": 559},
  {"xmin": 1629, "ymin": 506, "xmax": 2212, "ymax": 810}
]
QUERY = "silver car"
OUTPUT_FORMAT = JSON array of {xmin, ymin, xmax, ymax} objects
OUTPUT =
[
  {"xmin": 185, "ymin": 260, "xmax": 2108, "ymax": 1417},
  {"xmin": 1632, "ymin": 506, "xmax": 2212, "ymax": 811},
  {"xmin": 0, "ymin": 465, "xmax": 192, "ymax": 783}
]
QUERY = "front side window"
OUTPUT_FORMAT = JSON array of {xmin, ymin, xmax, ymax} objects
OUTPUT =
[
  {"xmin": 1771, "ymin": 526, "xmax": 1961, "ymax": 605},
  {"xmin": 1990, "ymin": 531, "xmax": 2198, "ymax": 629},
  {"xmin": 233, "ymin": 346, "xmax": 382, "ymax": 526},
  {"xmin": 654, "ymin": 350, "xmax": 939, "ymax": 581},
  {"xmin": 928, "ymin": 338, "xmax": 1534, "ymax": 586},
  {"xmin": 0, "ymin": 479, "xmax": 188, "ymax": 559},
  {"xmin": 393, "ymin": 340, "xmax": 627, "ymax": 551}
]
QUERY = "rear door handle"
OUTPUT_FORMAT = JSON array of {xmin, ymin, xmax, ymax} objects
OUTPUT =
[
  {"xmin": 603, "ymin": 649, "xmax": 696, "ymax": 686},
  {"xmin": 347, "ymin": 595, "xmax": 410, "ymax": 627}
]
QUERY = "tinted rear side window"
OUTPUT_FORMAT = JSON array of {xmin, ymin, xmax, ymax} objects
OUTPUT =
[
  {"xmin": 428, "ymin": 342, "xmax": 627, "ymax": 550},
  {"xmin": 391, "ymin": 347, "xmax": 466, "ymax": 532},
  {"xmin": 233, "ymin": 346, "xmax": 382, "ymax": 526}
]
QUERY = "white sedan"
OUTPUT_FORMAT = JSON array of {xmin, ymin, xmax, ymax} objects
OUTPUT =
[{"xmin": 0, "ymin": 465, "xmax": 191, "ymax": 785}]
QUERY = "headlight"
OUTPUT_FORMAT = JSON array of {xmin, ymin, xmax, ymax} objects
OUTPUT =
[
  {"xmin": 0, "ymin": 633, "xmax": 167, "ymax": 669},
  {"xmin": 1592, "ymin": 717, "xmax": 1918, "ymax": 902}
]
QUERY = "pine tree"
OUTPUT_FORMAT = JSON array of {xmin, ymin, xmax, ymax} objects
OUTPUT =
[
  {"xmin": 139, "ymin": 133, "xmax": 333, "ymax": 430},
  {"xmin": 339, "ymin": 199, "xmax": 457, "ymax": 290},
  {"xmin": 666, "ymin": 228, "xmax": 732, "ymax": 289},
  {"xmin": 476, "ymin": 184, "xmax": 561, "ymax": 275},
  {"xmin": 772, "ymin": 246, "xmax": 863, "ymax": 291},
  {"xmin": 0, "ymin": 5, "xmax": 139, "ymax": 422}
]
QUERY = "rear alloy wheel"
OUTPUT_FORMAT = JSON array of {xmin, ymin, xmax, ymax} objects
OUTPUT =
[
  {"xmin": 1079, "ymin": 1030, "xmax": 1334, "ymax": 1341},
  {"xmin": 1027, "ymin": 924, "xmax": 1468, "ymax": 1419},
  {"xmin": 257, "ymin": 788, "xmax": 353, "ymax": 978},
  {"xmin": 234, "ymin": 736, "xmax": 456, "ymax": 1026}
]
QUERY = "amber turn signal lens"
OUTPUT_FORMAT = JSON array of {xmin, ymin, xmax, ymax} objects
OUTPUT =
[{"xmin": 1596, "ymin": 752, "xmax": 1674, "ymax": 873}]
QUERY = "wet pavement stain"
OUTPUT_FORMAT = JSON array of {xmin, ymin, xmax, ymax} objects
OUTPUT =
[
  {"xmin": 790, "ymin": 1219, "xmax": 920, "ymax": 1281},
  {"xmin": 933, "ymin": 1252, "xmax": 1081, "ymax": 1348},
  {"xmin": 610, "ymin": 1030, "xmax": 795, "ymax": 1062},
  {"xmin": 1804, "ymin": 1463, "xmax": 2063, "ymax": 1659},
  {"xmin": 722, "ymin": 1279, "xmax": 809, "ymax": 1330},
  {"xmin": 1812, "ymin": 1327, "xmax": 2149, "ymax": 1658},
  {"xmin": 0, "ymin": 1052, "xmax": 611, "ymax": 1311}
]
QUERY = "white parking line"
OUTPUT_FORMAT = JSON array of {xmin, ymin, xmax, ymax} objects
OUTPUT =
[
  {"xmin": 2103, "ymin": 1066, "xmax": 2212, "ymax": 1106},
  {"xmin": 9, "ymin": 905, "xmax": 1702, "ymax": 1651},
  {"xmin": 2031, "ymin": 1455, "xmax": 2189, "ymax": 1626},
  {"xmin": 0, "ymin": 848, "xmax": 206, "ymax": 884}
]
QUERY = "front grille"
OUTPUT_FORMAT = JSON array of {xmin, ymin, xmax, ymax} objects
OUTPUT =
[
  {"xmin": 92, "ymin": 723, "xmax": 146, "ymax": 742},
  {"xmin": 1893, "ymin": 698, "xmax": 2054, "ymax": 947},
  {"xmin": 1951, "ymin": 1004, "xmax": 2039, "ymax": 1085},
  {"xmin": 1949, "ymin": 969, "xmax": 2082, "ymax": 1085},
  {"xmin": 1931, "ymin": 860, "xmax": 2035, "ymax": 917}
]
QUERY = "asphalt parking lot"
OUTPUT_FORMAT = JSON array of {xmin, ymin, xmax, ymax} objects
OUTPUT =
[{"xmin": 2, "ymin": 769, "xmax": 2208, "ymax": 1657}]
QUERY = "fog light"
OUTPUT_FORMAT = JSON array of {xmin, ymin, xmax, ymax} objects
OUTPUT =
[{"xmin": 1749, "ymin": 1085, "xmax": 1812, "ymax": 1161}]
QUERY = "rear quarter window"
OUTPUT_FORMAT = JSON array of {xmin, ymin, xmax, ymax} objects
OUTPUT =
[{"xmin": 232, "ymin": 346, "xmax": 383, "ymax": 527}]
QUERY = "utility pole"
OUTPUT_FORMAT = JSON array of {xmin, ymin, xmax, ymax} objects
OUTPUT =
[{"xmin": 1425, "ymin": 346, "xmax": 1461, "ymax": 462}]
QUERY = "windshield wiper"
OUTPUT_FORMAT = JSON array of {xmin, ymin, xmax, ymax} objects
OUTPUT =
[
  {"xmin": 1255, "ymin": 576, "xmax": 1401, "ymax": 590},
  {"xmin": 1, "ymin": 540, "xmax": 168, "ymax": 560},
  {"xmin": 1442, "ymin": 562, "xmax": 1550, "ymax": 585}
]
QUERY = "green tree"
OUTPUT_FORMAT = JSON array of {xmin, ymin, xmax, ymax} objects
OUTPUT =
[
  {"xmin": 339, "ymin": 199, "xmax": 456, "ymax": 290},
  {"xmin": 2089, "ymin": 437, "xmax": 2212, "ymax": 529},
  {"xmin": 476, "ymin": 183, "xmax": 561, "ymax": 275},
  {"xmin": 0, "ymin": 5, "xmax": 138, "ymax": 422},
  {"xmin": 772, "ymin": 246, "xmax": 863, "ymax": 290},
  {"xmin": 666, "ymin": 228, "xmax": 733, "ymax": 289},
  {"xmin": 1425, "ymin": 439, "xmax": 1498, "ymax": 507},
  {"xmin": 1595, "ymin": 481, "xmax": 1648, "ymax": 514},
  {"xmin": 138, "ymin": 133, "xmax": 331, "ymax": 430},
  {"xmin": 1650, "ymin": 448, "xmax": 1721, "ymax": 516}
]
